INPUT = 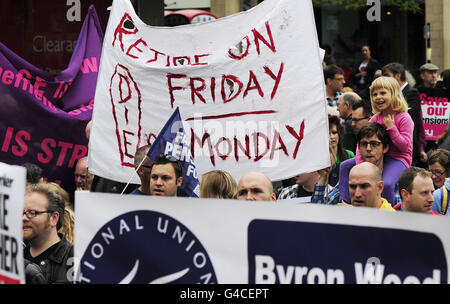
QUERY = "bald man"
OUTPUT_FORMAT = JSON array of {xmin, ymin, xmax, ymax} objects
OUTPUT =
[
  {"xmin": 349, "ymin": 162, "xmax": 395, "ymax": 210},
  {"xmin": 74, "ymin": 156, "xmax": 94, "ymax": 191},
  {"xmin": 237, "ymin": 172, "xmax": 276, "ymax": 201}
]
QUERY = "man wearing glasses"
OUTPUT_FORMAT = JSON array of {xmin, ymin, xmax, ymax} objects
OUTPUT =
[
  {"xmin": 350, "ymin": 99, "xmax": 372, "ymax": 135},
  {"xmin": 130, "ymin": 145, "xmax": 152, "ymax": 195},
  {"xmin": 149, "ymin": 154, "xmax": 183, "ymax": 197},
  {"xmin": 339, "ymin": 123, "xmax": 406, "ymax": 206},
  {"xmin": 23, "ymin": 183, "xmax": 73, "ymax": 283},
  {"xmin": 324, "ymin": 64, "xmax": 346, "ymax": 108}
]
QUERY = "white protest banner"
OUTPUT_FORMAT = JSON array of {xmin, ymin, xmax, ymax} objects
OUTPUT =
[
  {"xmin": 89, "ymin": 0, "xmax": 329, "ymax": 184},
  {"xmin": 0, "ymin": 162, "xmax": 26, "ymax": 284},
  {"xmin": 75, "ymin": 192, "xmax": 450, "ymax": 284}
]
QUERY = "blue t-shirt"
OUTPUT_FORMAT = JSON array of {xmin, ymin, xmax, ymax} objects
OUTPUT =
[{"xmin": 129, "ymin": 188, "xmax": 147, "ymax": 195}]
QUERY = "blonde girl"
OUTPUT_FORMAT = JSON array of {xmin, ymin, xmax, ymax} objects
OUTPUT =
[{"xmin": 356, "ymin": 76, "xmax": 414, "ymax": 168}]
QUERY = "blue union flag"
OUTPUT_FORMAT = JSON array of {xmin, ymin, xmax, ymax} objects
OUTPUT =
[{"xmin": 147, "ymin": 107, "xmax": 200, "ymax": 197}]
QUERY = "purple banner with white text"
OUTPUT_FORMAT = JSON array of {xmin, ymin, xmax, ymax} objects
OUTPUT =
[{"xmin": 0, "ymin": 5, "xmax": 103, "ymax": 192}]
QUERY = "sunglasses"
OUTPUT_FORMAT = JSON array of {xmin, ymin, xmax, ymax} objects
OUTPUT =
[
  {"xmin": 23, "ymin": 210, "xmax": 54, "ymax": 219},
  {"xmin": 352, "ymin": 117, "xmax": 369, "ymax": 123},
  {"xmin": 359, "ymin": 141, "xmax": 382, "ymax": 148},
  {"xmin": 156, "ymin": 154, "xmax": 179, "ymax": 163},
  {"xmin": 430, "ymin": 170, "xmax": 445, "ymax": 177},
  {"xmin": 155, "ymin": 154, "xmax": 182, "ymax": 174}
]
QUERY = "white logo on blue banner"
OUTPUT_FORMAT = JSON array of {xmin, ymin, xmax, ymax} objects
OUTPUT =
[
  {"xmin": 75, "ymin": 193, "xmax": 450, "ymax": 284},
  {"xmin": 147, "ymin": 107, "xmax": 200, "ymax": 197}
]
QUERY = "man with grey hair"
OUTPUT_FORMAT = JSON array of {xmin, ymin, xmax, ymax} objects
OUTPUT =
[
  {"xmin": 349, "ymin": 162, "xmax": 395, "ymax": 210},
  {"xmin": 418, "ymin": 63, "xmax": 439, "ymax": 89},
  {"xmin": 337, "ymin": 92, "xmax": 359, "ymax": 121},
  {"xmin": 338, "ymin": 92, "xmax": 361, "ymax": 152},
  {"xmin": 74, "ymin": 156, "xmax": 93, "ymax": 191}
]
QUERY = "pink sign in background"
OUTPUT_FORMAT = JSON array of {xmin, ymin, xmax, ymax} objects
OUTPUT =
[{"xmin": 419, "ymin": 89, "xmax": 449, "ymax": 141}]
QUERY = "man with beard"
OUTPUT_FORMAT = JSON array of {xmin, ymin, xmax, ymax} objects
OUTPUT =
[{"xmin": 23, "ymin": 183, "xmax": 73, "ymax": 283}]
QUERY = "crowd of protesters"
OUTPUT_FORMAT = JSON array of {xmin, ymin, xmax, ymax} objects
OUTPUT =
[{"xmin": 19, "ymin": 44, "xmax": 450, "ymax": 284}]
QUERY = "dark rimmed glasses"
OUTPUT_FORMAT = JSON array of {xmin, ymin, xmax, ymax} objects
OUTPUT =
[
  {"xmin": 359, "ymin": 141, "xmax": 382, "ymax": 148},
  {"xmin": 430, "ymin": 170, "xmax": 445, "ymax": 177},
  {"xmin": 352, "ymin": 117, "xmax": 369, "ymax": 123},
  {"xmin": 23, "ymin": 210, "xmax": 54, "ymax": 219}
]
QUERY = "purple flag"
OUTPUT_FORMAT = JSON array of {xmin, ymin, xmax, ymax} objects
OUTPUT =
[{"xmin": 0, "ymin": 5, "xmax": 103, "ymax": 192}]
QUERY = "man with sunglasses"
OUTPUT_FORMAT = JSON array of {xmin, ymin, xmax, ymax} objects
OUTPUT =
[
  {"xmin": 339, "ymin": 123, "xmax": 406, "ymax": 206},
  {"xmin": 149, "ymin": 154, "xmax": 183, "ymax": 197},
  {"xmin": 23, "ymin": 183, "xmax": 73, "ymax": 283},
  {"xmin": 130, "ymin": 145, "xmax": 152, "ymax": 195},
  {"xmin": 350, "ymin": 99, "xmax": 372, "ymax": 135}
]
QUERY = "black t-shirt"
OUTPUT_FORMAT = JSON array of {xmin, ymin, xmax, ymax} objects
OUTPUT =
[{"xmin": 24, "ymin": 241, "xmax": 61, "ymax": 265}]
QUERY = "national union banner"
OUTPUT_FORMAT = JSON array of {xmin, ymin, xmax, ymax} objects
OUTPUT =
[
  {"xmin": 74, "ymin": 192, "xmax": 450, "ymax": 284},
  {"xmin": 88, "ymin": 0, "xmax": 329, "ymax": 185}
]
